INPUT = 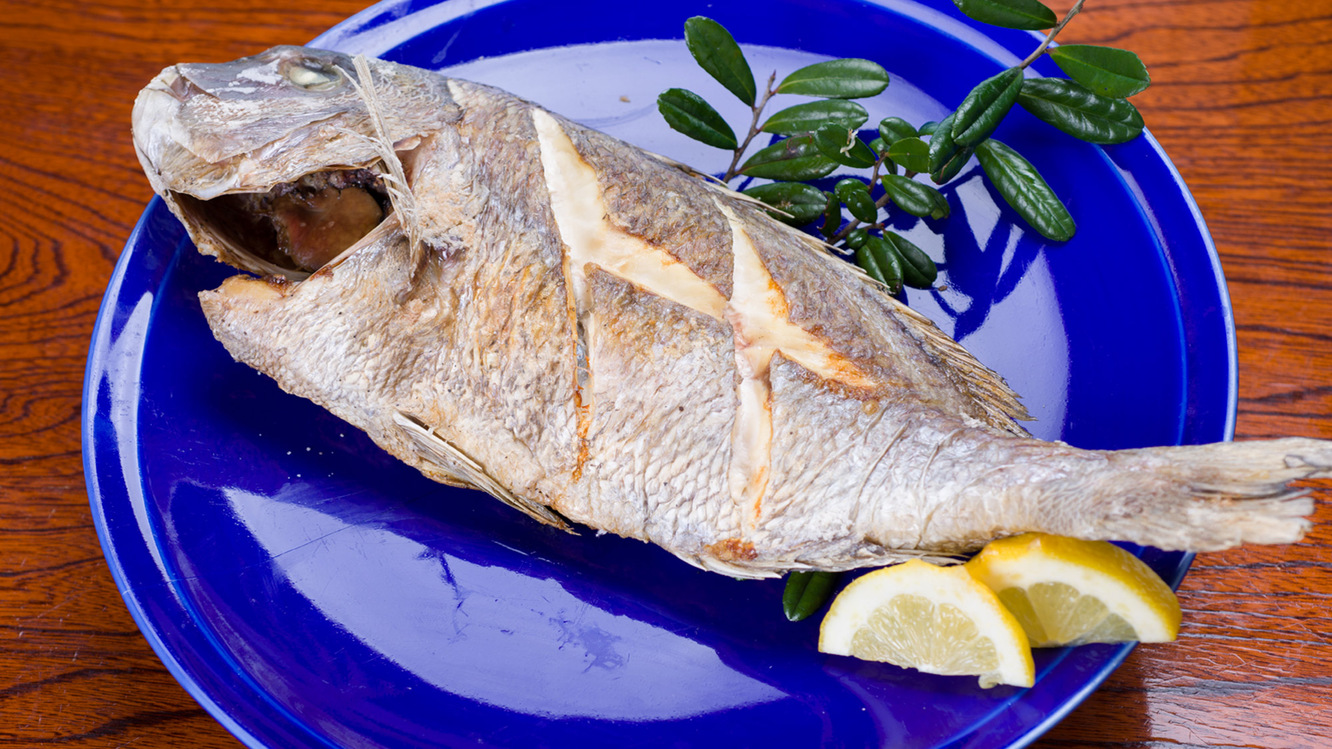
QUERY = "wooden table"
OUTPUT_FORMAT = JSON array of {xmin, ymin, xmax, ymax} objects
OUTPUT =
[{"xmin": 3, "ymin": 0, "xmax": 1330, "ymax": 746}]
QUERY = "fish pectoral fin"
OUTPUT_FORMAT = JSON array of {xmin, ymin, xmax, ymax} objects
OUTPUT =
[{"xmin": 392, "ymin": 411, "xmax": 574, "ymax": 532}]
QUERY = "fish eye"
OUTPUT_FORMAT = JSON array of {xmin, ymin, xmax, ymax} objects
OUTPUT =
[{"xmin": 283, "ymin": 59, "xmax": 344, "ymax": 91}]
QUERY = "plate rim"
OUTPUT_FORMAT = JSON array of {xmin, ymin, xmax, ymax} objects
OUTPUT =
[{"xmin": 83, "ymin": 1, "xmax": 1235, "ymax": 747}]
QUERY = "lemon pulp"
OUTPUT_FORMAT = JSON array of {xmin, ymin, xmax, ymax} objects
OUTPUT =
[
  {"xmin": 965, "ymin": 533, "xmax": 1181, "ymax": 647},
  {"xmin": 819, "ymin": 559, "xmax": 1034, "ymax": 688}
]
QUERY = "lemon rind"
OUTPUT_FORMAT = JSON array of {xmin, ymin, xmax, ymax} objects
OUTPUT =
[
  {"xmin": 966, "ymin": 534, "xmax": 1182, "ymax": 644},
  {"xmin": 819, "ymin": 559, "xmax": 1035, "ymax": 688}
]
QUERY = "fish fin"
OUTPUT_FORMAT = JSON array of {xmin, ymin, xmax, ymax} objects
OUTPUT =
[
  {"xmin": 638, "ymin": 149, "xmax": 717, "ymax": 183},
  {"xmin": 392, "ymin": 411, "xmax": 574, "ymax": 532},
  {"xmin": 640, "ymin": 150, "xmax": 818, "ymax": 223},
  {"xmin": 693, "ymin": 555, "xmax": 779, "ymax": 579},
  {"xmin": 1078, "ymin": 438, "xmax": 1326, "ymax": 550},
  {"xmin": 649, "ymin": 148, "xmax": 1027, "ymax": 434},
  {"xmin": 887, "ymin": 299, "xmax": 1032, "ymax": 435},
  {"xmin": 693, "ymin": 545, "xmax": 964, "ymax": 579},
  {"xmin": 788, "ymin": 545, "xmax": 966, "ymax": 572},
  {"xmin": 789, "ymin": 233, "xmax": 1032, "ymax": 433}
]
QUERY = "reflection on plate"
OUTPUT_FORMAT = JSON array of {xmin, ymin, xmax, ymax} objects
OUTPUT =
[{"xmin": 84, "ymin": 0, "xmax": 1231, "ymax": 746}]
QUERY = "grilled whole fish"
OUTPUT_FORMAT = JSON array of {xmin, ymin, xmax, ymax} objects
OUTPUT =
[{"xmin": 131, "ymin": 46, "xmax": 1328, "ymax": 578}]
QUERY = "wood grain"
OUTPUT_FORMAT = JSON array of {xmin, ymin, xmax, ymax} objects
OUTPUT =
[{"xmin": 2, "ymin": 0, "xmax": 1330, "ymax": 746}]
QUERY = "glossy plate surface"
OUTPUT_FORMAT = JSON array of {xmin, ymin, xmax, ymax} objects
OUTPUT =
[{"xmin": 83, "ymin": 0, "xmax": 1233, "ymax": 746}]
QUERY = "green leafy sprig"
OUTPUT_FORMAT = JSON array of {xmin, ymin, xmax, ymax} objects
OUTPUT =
[
  {"xmin": 657, "ymin": 4, "xmax": 1151, "ymax": 621},
  {"xmin": 659, "ymin": 3, "xmax": 1150, "ymax": 269}
]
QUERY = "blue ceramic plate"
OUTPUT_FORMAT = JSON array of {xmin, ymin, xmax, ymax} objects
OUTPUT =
[{"xmin": 84, "ymin": 0, "xmax": 1234, "ymax": 746}]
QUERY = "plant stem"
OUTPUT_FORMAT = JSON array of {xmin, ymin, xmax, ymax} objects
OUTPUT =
[
  {"xmin": 827, "ymin": 155, "xmax": 893, "ymax": 243},
  {"xmin": 830, "ymin": 193, "xmax": 894, "ymax": 244},
  {"xmin": 835, "ymin": 1, "xmax": 1087, "ymax": 243},
  {"xmin": 723, "ymin": 71, "xmax": 779, "ymax": 182},
  {"xmin": 868, "ymin": 153, "xmax": 884, "ymax": 187},
  {"xmin": 1019, "ymin": 0, "xmax": 1086, "ymax": 69},
  {"xmin": 836, "ymin": 0, "xmax": 1090, "ymax": 242}
]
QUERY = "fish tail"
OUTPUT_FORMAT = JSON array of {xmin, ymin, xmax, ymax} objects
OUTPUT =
[{"xmin": 1056, "ymin": 438, "xmax": 1329, "ymax": 551}]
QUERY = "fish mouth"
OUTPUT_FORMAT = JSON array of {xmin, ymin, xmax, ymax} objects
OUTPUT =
[
  {"xmin": 132, "ymin": 54, "xmax": 399, "ymax": 280},
  {"xmin": 171, "ymin": 167, "xmax": 392, "ymax": 278}
]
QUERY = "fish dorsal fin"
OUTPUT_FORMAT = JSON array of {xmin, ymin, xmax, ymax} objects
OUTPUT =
[
  {"xmin": 881, "ymin": 295, "xmax": 1032, "ymax": 434},
  {"xmin": 724, "ymin": 195, "xmax": 1031, "ymax": 435},
  {"xmin": 735, "ymin": 203, "xmax": 1032, "ymax": 434},
  {"xmin": 642, "ymin": 150, "xmax": 809, "ymax": 220},
  {"xmin": 621, "ymin": 148, "xmax": 1029, "ymax": 435},
  {"xmin": 392, "ymin": 411, "xmax": 574, "ymax": 531}
]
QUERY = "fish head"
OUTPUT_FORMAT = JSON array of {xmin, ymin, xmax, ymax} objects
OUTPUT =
[{"xmin": 132, "ymin": 45, "xmax": 459, "ymax": 278}]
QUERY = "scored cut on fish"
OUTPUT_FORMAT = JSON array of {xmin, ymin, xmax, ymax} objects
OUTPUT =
[{"xmin": 131, "ymin": 45, "xmax": 1328, "ymax": 578}]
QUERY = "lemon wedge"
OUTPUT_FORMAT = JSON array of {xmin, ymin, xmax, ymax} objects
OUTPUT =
[
  {"xmin": 818, "ymin": 559, "xmax": 1034, "ymax": 688},
  {"xmin": 964, "ymin": 533, "xmax": 1181, "ymax": 647}
]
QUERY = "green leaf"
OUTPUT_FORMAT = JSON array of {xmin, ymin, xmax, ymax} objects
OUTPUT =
[
  {"xmin": 927, "ymin": 112, "xmax": 958, "ymax": 173},
  {"xmin": 1017, "ymin": 78, "xmax": 1144, "ymax": 144},
  {"xmin": 869, "ymin": 137, "xmax": 889, "ymax": 155},
  {"xmin": 883, "ymin": 231, "xmax": 939, "ymax": 288},
  {"xmin": 844, "ymin": 227, "xmax": 870, "ymax": 249},
  {"xmin": 887, "ymin": 137, "xmax": 931, "ymax": 174},
  {"xmin": 858, "ymin": 236, "xmax": 904, "ymax": 293},
  {"xmin": 835, "ymin": 178, "xmax": 878, "ymax": 223},
  {"xmin": 975, "ymin": 138, "xmax": 1075, "ymax": 241},
  {"xmin": 683, "ymin": 16, "xmax": 756, "ymax": 105},
  {"xmin": 743, "ymin": 182, "xmax": 828, "ymax": 225},
  {"xmin": 739, "ymin": 135, "xmax": 838, "ymax": 181},
  {"xmin": 820, "ymin": 190, "xmax": 841, "ymax": 237},
  {"xmin": 877, "ymin": 116, "xmax": 917, "ymax": 144},
  {"xmin": 930, "ymin": 145, "xmax": 974, "ymax": 184},
  {"xmin": 776, "ymin": 59, "xmax": 890, "ymax": 99},
  {"xmin": 657, "ymin": 88, "xmax": 738, "ymax": 149},
  {"xmin": 1048, "ymin": 44, "xmax": 1151, "ymax": 98},
  {"xmin": 918, "ymin": 120, "xmax": 940, "ymax": 136},
  {"xmin": 813, "ymin": 124, "xmax": 879, "ymax": 168},
  {"xmin": 819, "ymin": 191, "xmax": 843, "ymax": 237},
  {"xmin": 951, "ymin": 67, "xmax": 1024, "ymax": 146},
  {"xmin": 883, "ymin": 174, "xmax": 950, "ymax": 220},
  {"xmin": 952, "ymin": 0, "xmax": 1056, "ymax": 30},
  {"xmin": 783, "ymin": 571, "xmax": 840, "ymax": 621},
  {"xmin": 761, "ymin": 100, "xmax": 869, "ymax": 135}
]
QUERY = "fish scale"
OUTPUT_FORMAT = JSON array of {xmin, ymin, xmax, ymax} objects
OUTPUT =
[
  {"xmin": 132, "ymin": 45, "xmax": 1328, "ymax": 578},
  {"xmin": 583, "ymin": 269, "xmax": 738, "ymax": 549}
]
